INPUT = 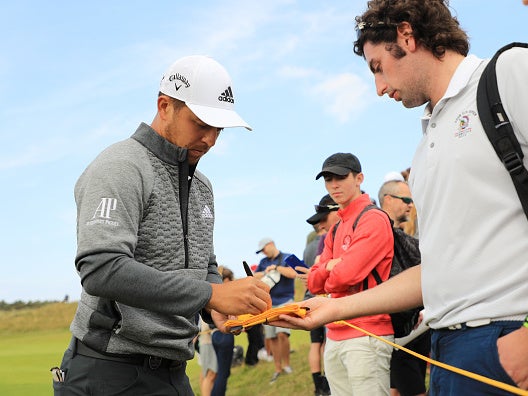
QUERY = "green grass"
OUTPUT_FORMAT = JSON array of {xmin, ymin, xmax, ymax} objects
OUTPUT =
[
  {"xmin": 0, "ymin": 301, "xmax": 316, "ymax": 395},
  {"xmin": 191, "ymin": 329, "xmax": 314, "ymax": 395},
  {"xmin": 0, "ymin": 300, "xmax": 433, "ymax": 395},
  {"xmin": 0, "ymin": 329, "xmax": 71, "ymax": 395},
  {"xmin": 0, "ymin": 302, "xmax": 78, "ymax": 395}
]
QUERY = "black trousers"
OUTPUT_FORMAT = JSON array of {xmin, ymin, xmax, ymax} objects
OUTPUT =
[
  {"xmin": 390, "ymin": 330, "xmax": 431, "ymax": 396},
  {"xmin": 211, "ymin": 331, "xmax": 234, "ymax": 396},
  {"xmin": 244, "ymin": 324, "xmax": 264, "ymax": 365},
  {"xmin": 53, "ymin": 338, "xmax": 193, "ymax": 396}
]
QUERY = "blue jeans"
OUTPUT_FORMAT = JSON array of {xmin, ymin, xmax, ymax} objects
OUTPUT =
[
  {"xmin": 211, "ymin": 331, "xmax": 234, "ymax": 396},
  {"xmin": 430, "ymin": 321, "xmax": 521, "ymax": 395}
]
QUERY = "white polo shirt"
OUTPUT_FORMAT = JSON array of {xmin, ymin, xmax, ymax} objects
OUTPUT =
[{"xmin": 409, "ymin": 48, "xmax": 528, "ymax": 329}]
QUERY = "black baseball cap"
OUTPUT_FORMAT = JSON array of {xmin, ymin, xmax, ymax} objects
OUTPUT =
[
  {"xmin": 306, "ymin": 194, "xmax": 339, "ymax": 225},
  {"xmin": 316, "ymin": 153, "xmax": 362, "ymax": 180}
]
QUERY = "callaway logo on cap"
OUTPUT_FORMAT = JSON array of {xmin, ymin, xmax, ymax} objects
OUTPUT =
[{"xmin": 159, "ymin": 55, "xmax": 252, "ymax": 131}]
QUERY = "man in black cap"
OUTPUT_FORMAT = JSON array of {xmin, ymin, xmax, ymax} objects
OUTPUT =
[
  {"xmin": 306, "ymin": 195, "xmax": 340, "ymax": 237},
  {"xmin": 306, "ymin": 152, "xmax": 394, "ymax": 396},
  {"xmin": 304, "ymin": 194, "xmax": 340, "ymax": 268}
]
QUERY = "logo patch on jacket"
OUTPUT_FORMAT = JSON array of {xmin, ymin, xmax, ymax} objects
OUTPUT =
[
  {"xmin": 341, "ymin": 234, "xmax": 352, "ymax": 251},
  {"xmin": 86, "ymin": 198, "xmax": 119, "ymax": 226},
  {"xmin": 201, "ymin": 205, "xmax": 214, "ymax": 219}
]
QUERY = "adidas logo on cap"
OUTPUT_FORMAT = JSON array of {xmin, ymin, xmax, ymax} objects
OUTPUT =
[{"xmin": 218, "ymin": 87, "xmax": 234, "ymax": 104}]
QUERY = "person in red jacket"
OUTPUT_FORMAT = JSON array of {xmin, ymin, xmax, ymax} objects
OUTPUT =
[{"xmin": 307, "ymin": 152, "xmax": 394, "ymax": 396}]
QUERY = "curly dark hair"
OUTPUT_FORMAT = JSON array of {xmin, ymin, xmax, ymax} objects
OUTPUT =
[{"xmin": 353, "ymin": 0, "xmax": 469, "ymax": 60}]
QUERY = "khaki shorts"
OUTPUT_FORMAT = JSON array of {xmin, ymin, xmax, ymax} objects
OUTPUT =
[
  {"xmin": 324, "ymin": 335, "xmax": 393, "ymax": 396},
  {"xmin": 264, "ymin": 300, "xmax": 293, "ymax": 339}
]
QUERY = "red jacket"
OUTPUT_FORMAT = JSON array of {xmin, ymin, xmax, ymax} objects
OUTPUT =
[{"xmin": 307, "ymin": 194, "xmax": 394, "ymax": 340}]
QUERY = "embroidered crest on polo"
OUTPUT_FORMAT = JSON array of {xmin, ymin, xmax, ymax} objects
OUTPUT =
[
  {"xmin": 454, "ymin": 109, "xmax": 477, "ymax": 139},
  {"xmin": 159, "ymin": 55, "xmax": 252, "ymax": 130},
  {"xmin": 201, "ymin": 205, "xmax": 214, "ymax": 219}
]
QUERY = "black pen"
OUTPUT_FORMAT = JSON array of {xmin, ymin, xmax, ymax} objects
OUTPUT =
[{"xmin": 243, "ymin": 261, "xmax": 253, "ymax": 277}]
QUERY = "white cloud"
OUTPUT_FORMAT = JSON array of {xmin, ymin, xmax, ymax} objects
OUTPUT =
[
  {"xmin": 0, "ymin": 117, "xmax": 133, "ymax": 171},
  {"xmin": 273, "ymin": 35, "xmax": 301, "ymax": 58},
  {"xmin": 312, "ymin": 73, "xmax": 372, "ymax": 123},
  {"xmin": 278, "ymin": 65, "xmax": 318, "ymax": 79},
  {"xmin": 189, "ymin": 0, "xmax": 294, "ymax": 55},
  {"xmin": 0, "ymin": 145, "xmax": 49, "ymax": 170}
]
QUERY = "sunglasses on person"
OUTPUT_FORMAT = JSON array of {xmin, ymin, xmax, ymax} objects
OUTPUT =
[
  {"xmin": 386, "ymin": 194, "xmax": 413, "ymax": 204},
  {"xmin": 356, "ymin": 20, "xmax": 399, "ymax": 32},
  {"xmin": 355, "ymin": 20, "xmax": 399, "ymax": 39},
  {"xmin": 314, "ymin": 204, "xmax": 340, "ymax": 213}
]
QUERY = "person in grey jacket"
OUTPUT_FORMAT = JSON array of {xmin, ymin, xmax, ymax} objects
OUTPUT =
[{"xmin": 53, "ymin": 55, "xmax": 271, "ymax": 396}]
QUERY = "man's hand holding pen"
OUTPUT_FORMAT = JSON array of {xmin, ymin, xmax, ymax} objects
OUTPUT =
[
  {"xmin": 207, "ymin": 277, "xmax": 271, "ymax": 316},
  {"xmin": 206, "ymin": 261, "xmax": 271, "ymax": 318}
]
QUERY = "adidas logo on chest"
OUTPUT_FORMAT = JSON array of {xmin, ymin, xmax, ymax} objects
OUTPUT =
[{"xmin": 201, "ymin": 205, "xmax": 214, "ymax": 218}]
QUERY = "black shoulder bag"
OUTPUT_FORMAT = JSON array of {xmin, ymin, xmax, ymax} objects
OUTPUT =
[{"xmin": 476, "ymin": 42, "xmax": 528, "ymax": 221}]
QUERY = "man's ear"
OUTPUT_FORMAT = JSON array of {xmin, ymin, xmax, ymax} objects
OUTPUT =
[
  {"xmin": 356, "ymin": 172, "xmax": 365, "ymax": 185},
  {"xmin": 397, "ymin": 21, "xmax": 416, "ymax": 52},
  {"xmin": 157, "ymin": 95, "xmax": 173, "ymax": 121}
]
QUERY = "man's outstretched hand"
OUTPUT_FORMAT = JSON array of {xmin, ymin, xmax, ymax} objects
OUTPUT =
[
  {"xmin": 271, "ymin": 296, "xmax": 338, "ymax": 330},
  {"xmin": 207, "ymin": 277, "xmax": 271, "ymax": 316}
]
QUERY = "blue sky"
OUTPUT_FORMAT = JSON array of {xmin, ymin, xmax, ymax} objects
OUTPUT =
[{"xmin": 1, "ymin": 1, "xmax": 526, "ymax": 302}]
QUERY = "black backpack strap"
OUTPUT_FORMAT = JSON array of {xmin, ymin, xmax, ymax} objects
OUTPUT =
[
  {"xmin": 331, "ymin": 204, "xmax": 379, "ymax": 243},
  {"xmin": 331, "ymin": 220, "xmax": 341, "ymax": 242},
  {"xmin": 477, "ymin": 42, "xmax": 528, "ymax": 221},
  {"xmin": 352, "ymin": 204, "xmax": 378, "ymax": 231},
  {"xmin": 276, "ymin": 252, "xmax": 285, "ymax": 267}
]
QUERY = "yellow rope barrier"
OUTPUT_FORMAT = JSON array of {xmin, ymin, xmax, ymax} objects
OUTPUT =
[{"xmin": 335, "ymin": 320, "xmax": 528, "ymax": 396}]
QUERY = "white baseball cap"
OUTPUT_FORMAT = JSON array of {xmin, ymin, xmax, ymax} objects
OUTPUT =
[
  {"xmin": 159, "ymin": 55, "xmax": 252, "ymax": 131},
  {"xmin": 256, "ymin": 237, "xmax": 273, "ymax": 254},
  {"xmin": 383, "ymin": 171, "xmax": 405, "ymax": 182}
]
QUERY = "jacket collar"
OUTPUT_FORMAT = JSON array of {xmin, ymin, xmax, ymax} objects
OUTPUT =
[
  {"xmin": 337, "ymin": 193, "xmax": 373, "ymax": 223},
  {"xmin": 131, "ymin": 122, "xmax": 188, "ymax": 166}
]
